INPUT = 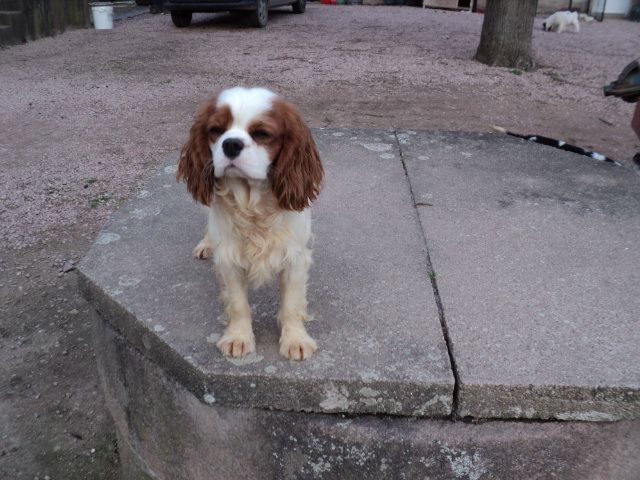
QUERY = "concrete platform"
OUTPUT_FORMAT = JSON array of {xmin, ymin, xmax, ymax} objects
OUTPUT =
[
  {"xmin": 399, "ymin": 130, "xmax": 640, "ymax": 420},
  {"xmin": 79, "ymin": 129, "xmax": 455, "ymax": 418},
  {"xmin": 78, "ymin": 128, "xmax": 640, "ymax": 478}
]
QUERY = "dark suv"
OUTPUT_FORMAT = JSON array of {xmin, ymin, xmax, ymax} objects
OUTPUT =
[{"xmin": 161, "ymin": 0, "xmax": 306, "ymax": 28}]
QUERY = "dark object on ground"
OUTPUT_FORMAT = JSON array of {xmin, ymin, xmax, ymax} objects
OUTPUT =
[
  {"xmin": 603, "ymin": 60, "xmax": 640, "ymax": 103},
  {"xmin": 490, "ymin": 126, "xmax": 621, "ymax": 166}
]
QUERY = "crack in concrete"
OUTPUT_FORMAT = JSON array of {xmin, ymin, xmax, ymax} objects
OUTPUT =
[{"xmin": 394, "ymin": 131, "xmax": 461, "ymax": 421}]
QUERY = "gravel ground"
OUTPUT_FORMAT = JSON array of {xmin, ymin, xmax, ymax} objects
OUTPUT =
[{"xmin": 0, "ymin": 4, "xmax": 639, "ymax": 478}]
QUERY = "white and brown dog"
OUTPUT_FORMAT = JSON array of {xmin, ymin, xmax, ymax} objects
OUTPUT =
[
  {"xmin": 542, "ymin": 10, "xmax": 581, "ymax": 33},
  {"xmin": 177, "ymin": 87, "xmax": 323, "ymax": 360}
]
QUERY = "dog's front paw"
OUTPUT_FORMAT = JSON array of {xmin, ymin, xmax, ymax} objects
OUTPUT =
[
  {"xmin": 279, "ymin": 330, "xmax": 317, "ymax": 361},
  {"xmin": 217, "ymin": 331, "xmax": 256, "ymax": 358},
  {"xmin": 193, "ymin": 241, "xmax": 213, "ymax": 259}
]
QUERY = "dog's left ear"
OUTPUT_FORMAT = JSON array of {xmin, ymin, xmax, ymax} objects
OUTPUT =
[
  {"xmin": 177, "ymin": 98, "xmax": 217, "ymax": 206},
  {"xmin": 270, "ymin": 99, "xmax": 324, "ymax": 212}
]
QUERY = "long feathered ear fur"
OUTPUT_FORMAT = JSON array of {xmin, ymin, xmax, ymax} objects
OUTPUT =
[
  {"xmin": 270, "ymin": 99, "xmax": 324, "ymax": 212},
  {"xmin": 176, "ymin": 98, "xmax": 217, "ymax": 206}
]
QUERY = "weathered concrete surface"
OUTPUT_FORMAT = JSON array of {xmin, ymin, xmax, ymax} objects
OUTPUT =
[
  {"xmin": 400, "ymin": 130, "xmax": 640, "ymax": 420},
  {"xmin": 78, "ymin": 128, "xmax": 454, "ymax": 418},
  {"xmin": 94, "ymin": 311, "xmax": 640, "ymax": 480},
  {"xmin": 80, "ymin": 128, "xmax": 640, "ymax": 477}
]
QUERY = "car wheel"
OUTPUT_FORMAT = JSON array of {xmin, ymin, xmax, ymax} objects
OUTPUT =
[
  {"xmin": 171, "ymin": 11, "xmax": 192, "ymax": 28},
  {"xmin": 247, "ymin": 0, "xmax": 268, "ymax": 28},
  {"xmin": 292, "ymin": 0, "xmax": 305, "ymax": 14}
]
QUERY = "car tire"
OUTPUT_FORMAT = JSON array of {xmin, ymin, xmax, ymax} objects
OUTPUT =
[
  {"xmin": 171, "ymin": 11, "xmax": 193, "ymax": 28},
  {"xmin": 292, "ymin": 0, "xmax": 305, "ymax": 14},
  {"xmin": 247, "ymin": 0, "xmax": 268, "ymax": 28}
]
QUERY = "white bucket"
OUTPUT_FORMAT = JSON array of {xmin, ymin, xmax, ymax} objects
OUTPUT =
[{"xmin": 91, "ymin": 5, "xmax": 114, "ymax": 30}]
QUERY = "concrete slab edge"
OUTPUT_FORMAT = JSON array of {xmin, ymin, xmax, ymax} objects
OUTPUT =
[
  {"xmin": 79, "ymin": 272, "xmax": 453, "ymax": 418},
  {"xmin": 459, "ymin": 383, "xmax": 640, "ymax": 421},
  {"xmin": 94, "ymin": 312, "xmax": 640, "ymax": 480}
]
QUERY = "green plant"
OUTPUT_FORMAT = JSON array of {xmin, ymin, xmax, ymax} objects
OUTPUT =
[{"xmin": 90, "ymin": 195, "xmax": 111, "ymax": 208}]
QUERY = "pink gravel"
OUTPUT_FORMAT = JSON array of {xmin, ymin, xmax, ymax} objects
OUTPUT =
[{"xmin": 0, "ymin": 4, "xmax": 638, "ymax": 250}]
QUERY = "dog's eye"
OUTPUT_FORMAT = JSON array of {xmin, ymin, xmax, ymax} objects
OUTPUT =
[
  {"xmin": 209, "ymin": 127, "xmax": 225, "ymax": 136},
  {"xmin": 252, "ymin": 130, "xmax": 271, "ymax": 140}
]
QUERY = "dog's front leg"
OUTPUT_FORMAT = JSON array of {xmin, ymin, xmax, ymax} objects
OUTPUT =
[
  {"xmin": 193, "ymin": 226, "xmax": 214, "ymax": 259},
  {"xmin": 278, "ymin": 251, "xmax": 318, "ymax": 360},
  {"xmin": 216, "ymin": 263, "xmax": 255, "ymax": 358}
]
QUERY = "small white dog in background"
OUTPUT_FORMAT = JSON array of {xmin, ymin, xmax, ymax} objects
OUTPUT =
[{"xmin": 542, "ymin": 10, "xmax": 580, "ymax": 33}]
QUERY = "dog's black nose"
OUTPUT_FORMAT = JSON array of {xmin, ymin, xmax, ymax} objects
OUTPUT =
[{"xmin": 222, "ymin": 138, "xmax": 244, "ymax": 159}]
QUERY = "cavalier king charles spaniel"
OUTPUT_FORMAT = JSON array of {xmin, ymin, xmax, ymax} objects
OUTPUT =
[{"xmin": 177, "ymin": 87, "xmax": 324, "ymax": 360}]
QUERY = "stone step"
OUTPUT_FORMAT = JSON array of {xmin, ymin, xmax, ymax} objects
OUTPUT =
[
  {"xmin": 79, "ymin": 128, "xmax": 640, "ymax": 424},
  {"xmin": 79, "ymin": 128, "xmax": 640, "ymax": 478},
  {"xmin": 79, "ymin": 129, "xmax": 456, "ymax": 419},
  {"xmin": 95, "ymin": 314, "xmax": 640, "ymax": 480}
]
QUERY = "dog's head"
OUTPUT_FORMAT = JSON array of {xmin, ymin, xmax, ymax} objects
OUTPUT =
[{"xmin": 177, "ymin": 87, "xmax": 323, "ymax": 211}]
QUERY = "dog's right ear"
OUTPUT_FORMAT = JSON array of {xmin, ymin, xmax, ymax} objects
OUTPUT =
[
  {"xmin": 177, "ymin": 98, "xmax": 217, "ymax": 205},
  {"xmin": 542, "ymin": 22, "xmax": 547, "ymax": 31}
]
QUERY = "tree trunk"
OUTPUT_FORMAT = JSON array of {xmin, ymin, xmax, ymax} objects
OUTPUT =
[{"xmin": 475, "ymin": 0, "xmax": 538, "ymax": 71}]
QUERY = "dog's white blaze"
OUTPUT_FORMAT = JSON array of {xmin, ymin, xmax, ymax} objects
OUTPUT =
[{"xmin": 217, "ymin": 86, "xmax": 276, "ymax": 126}]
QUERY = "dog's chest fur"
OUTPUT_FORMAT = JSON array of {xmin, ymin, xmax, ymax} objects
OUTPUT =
[{"xmin": 211, "ymin": 178, "xmax": 297, "ymax": 286}]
